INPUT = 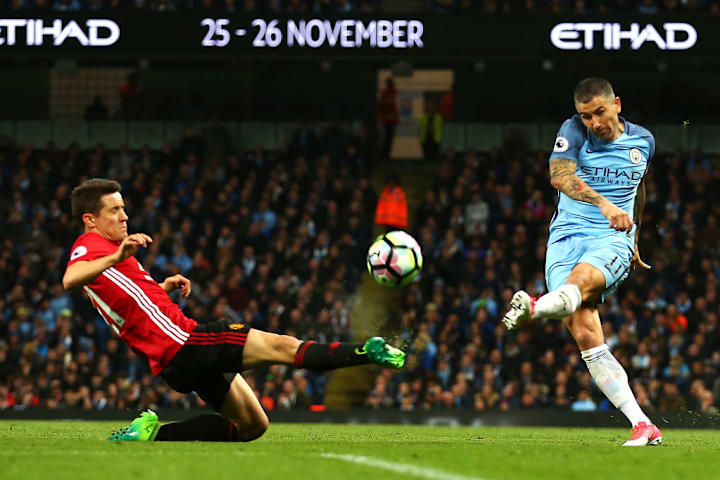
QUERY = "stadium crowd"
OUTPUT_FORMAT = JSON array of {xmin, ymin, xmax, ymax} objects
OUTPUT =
[
  {"xmin": 1, "ymin": 121, "xmax": 720, "ymax": 419},
  {"xmin": 366, "ymin": 141, "xmax": 720, "ymax": 416},
  {"xmin": 0, "ymin": 123, "xmax": 376, "ymax": 411},
  {"xmin": 1, "ymin": 0, "xmax": 718, "ymax": 13}
]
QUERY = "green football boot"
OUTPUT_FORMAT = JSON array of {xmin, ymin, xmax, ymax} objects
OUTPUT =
[
  {"xmin": 108, "ymin": 410, "xmax": 160, "ymax": 442},
  {"xmin": 363, "ymin": 337, "xmax": 406, "ymax": 369}
]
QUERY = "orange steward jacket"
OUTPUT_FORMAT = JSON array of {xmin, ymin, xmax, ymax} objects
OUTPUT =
[{"xmin": 374, "ymin": 185, "xmax": 408, "ymax": 228}]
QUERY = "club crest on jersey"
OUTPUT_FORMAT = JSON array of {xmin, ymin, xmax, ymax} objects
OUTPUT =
[
  {"xmin": 70, "ymin": 245, "xmax": 88, "ymax": 260},
  {"xmin": 629, "ymin": 148, "xmax": 642, "ymax": 164},
  {"xmin": 554, "ymin": 136, "xmax": 570, "ymax": 152},
  {"xmin": 228, "ymin": 323, "xmax": 245, "ymax": 330}
]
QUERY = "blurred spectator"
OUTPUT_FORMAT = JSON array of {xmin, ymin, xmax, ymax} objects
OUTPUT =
[
  {"xmin": 377, "ymin": 78, "xmax": 399, "ymax": 161},
  {"xmin": 83, "ymin": 96, "xmax": 109, "ymax": 121},
  {"xmin": 465, "ymin": 192, "xmax": 489, "ymax": 236},
  {"xmin": 571, "ymin": 390, "xmax": 597, "ymax": 411},
  {"xmin": 418, "ymin": 101, "xmax": 443, "ymax": 160},
  {"xmin": 119, "ymin": 71, "xmax": 144, "ymax": 120},
  {"xmin": 638, "ymin": 0, "xmax": 659, "ymax": 13},
  {"xmin": 374, "ymin": 175, "xmax": 408, "ymax": 231},
  {"xmin": 53, "ymin": 0, "xmax": 80, "ymax": 10}
]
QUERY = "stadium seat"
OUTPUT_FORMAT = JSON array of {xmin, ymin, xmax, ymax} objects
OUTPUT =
[
  {"xmin": 653, "ymin": 124, "xmax": 692, "ymax": 154},
  {"xmin": 276, "ymin": 122, "xmax": 300, "ymax": 149},
  {"xmin": 442, "ymin": 122, "xmax": 466, "ymax": 152},
  {"xmin": 89, "ymin": 121, "xmax": 128, "ymax": 149},
  {"xmin": 53, "ymin": 120, "xmax": 90, "ymax": 148},
  {"xmin": 465, "ymin": 123, "xmax": 502, "ymax": 152},
  {"xmin": 0, "ymin": 120, "xmax": 14, "ymax": 140},
  {"xmin": 699, "ymin": 125, "xmax": 720, "ymax": 155},
  {"xmin": 349, "ymin": 120, "xmax": 366, "ymax": 137},
  {"xmin": 503, "ymin": 123, "xmax": 541, "ymax": 151},
  {"xmin": 239, "ymin": 122, "xmax": 278, "ymax": 150},
  {"xmin": 198, "ymin": 121, "xmax": 239, "ymax": 150},
  {"xmin": 164, "ymin": 122, "xmax": 201, "ymax": 146},
  {"xmin": 128, "ymin": 121, "xmax": 166, "ymax": 149},
  {"xmin": 15, "ymin": 120, "xmax": 53, "ymax": 149}
]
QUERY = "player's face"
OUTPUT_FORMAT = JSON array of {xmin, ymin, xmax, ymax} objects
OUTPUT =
[
  {"xmin": 90, "ymin": 192, "xmax": 129, "ymax": 242},
  {"xmin": 575, "ymin": 95, "xmax": 622, "ymax": 142}
]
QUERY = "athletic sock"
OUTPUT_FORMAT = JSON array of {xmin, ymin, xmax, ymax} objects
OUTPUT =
[
  {"xmin": 155, "ymin": 414, "xmax": 240, "ymax": 442},
  {"xmin": 294, "ymin": 341, "xmax": 371, "ymax": 370},
  {"xmin": 581, "ymin": 344, "xmax": 651, "ymax": 427},
  {"xmin": 619, "ymin": 399, "xmax": 651, "ymax": 427},
  {"xmin": 532, "ymin": 284, "xmax": 582, "ymax": 319}
]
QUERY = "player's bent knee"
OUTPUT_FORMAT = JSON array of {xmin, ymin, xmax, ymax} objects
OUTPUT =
[
  {"xmin": 236, "ymin": 413, "xmax": 269, "ymax": 442},
  {"xmin": 574, "ymin": 331, "xmax": 598, "ymax": 349}
]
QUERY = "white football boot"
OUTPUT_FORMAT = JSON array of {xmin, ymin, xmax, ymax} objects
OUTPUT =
[{"xmin": 502, "ymin": 290, "xmax": 535, "ymax": 330}]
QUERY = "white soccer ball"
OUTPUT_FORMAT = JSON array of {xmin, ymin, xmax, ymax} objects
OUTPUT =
[{"xmin": 366, "ymin": 230, "xmax": 423, "ymax": 287}]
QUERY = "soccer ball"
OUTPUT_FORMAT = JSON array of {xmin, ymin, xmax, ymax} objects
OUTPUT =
[{"xmin": 366, "ymin": 230, "xmax": 423, "ymax": 287}]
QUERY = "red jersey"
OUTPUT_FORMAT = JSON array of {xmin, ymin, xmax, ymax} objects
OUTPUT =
[{"xmin": 67, "ymin": 232, "xmax": 198, "ymax": 375}]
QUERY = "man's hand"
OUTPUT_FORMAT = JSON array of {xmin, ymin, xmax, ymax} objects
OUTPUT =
[
  {"xmin": 160, "ymin": 274, "xmax": 192, "ymax": 298},
  {"xmin": 600, "ymin": 202, "xmax": 633, "ymax": 232},
  {"xmin": 114, "ymin": 234, "xmax": 152, "ymax": 263},
  {"xmin": 631, "ymin": 245, "xmax": 652, "ymax": 270}
]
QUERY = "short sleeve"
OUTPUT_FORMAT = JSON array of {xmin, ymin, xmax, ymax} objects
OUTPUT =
[
  {"xmin": 549, "ymin": 116, "xmax": 586, "ymax": 164},
  {"xmin": 645, "ymin": 132, "xmax": 656, "ymax": 159},
  {"xmin": 628, "ymin": 121, "xmax": 655, "ymax": 167},
  {"xmin": 67, "ymin": 233, "xmax": 114, "ymax": 267}
]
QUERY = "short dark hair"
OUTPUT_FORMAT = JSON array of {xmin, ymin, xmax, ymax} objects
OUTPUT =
[
  {"xmin": 573, "ymin": 77, "xmax": 615, "ymax": 105},
  {"xmin": 71, "ymin": 178, "xmax": 121, "ymax": 224}
]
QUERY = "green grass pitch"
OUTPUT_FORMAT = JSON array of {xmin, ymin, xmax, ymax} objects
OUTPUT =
[{"xmin": 2, "ymin": 421, "xmax": 719, "ymax": 480}]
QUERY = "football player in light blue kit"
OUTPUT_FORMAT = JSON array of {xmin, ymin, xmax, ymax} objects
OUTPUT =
[{"xmin": 502, "ymin": 78, "xmax": 662, "ymax": 446}]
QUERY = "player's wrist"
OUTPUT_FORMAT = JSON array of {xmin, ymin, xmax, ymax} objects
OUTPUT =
[
  {"xmin": 597, "ymin": 197, "xmax": 612, "ymax": 209},
  {"xmin": 110, "ymin": 250, "xmax": 124, "ymax": 265}
]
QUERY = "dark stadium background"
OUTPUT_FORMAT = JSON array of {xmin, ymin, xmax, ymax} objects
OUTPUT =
[{"xmin": 1, "ymin": 2, "xmax": 720, "ymax": 429}]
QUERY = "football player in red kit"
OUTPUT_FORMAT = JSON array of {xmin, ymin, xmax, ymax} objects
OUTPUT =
[{"xmin": 64, "ymin": 179, "xmax": 405, "ymax": 442}]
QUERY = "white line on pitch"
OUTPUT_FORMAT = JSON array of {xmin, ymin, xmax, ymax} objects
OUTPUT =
[{"xmin": 321, "ymin": 453, "xmax": 492, "ymax": 480}]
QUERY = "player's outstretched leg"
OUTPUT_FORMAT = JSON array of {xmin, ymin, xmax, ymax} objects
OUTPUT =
[
  {"xmin": 294, "ymin": 337, "xmax": 405, "ymax": 369},
  {"xmin": 502, "ymin": 284, "xmax": 582, "ymax": 330},
  {"xmin": 242, "ymin": 330, "xmax": 406, "ymax": 370}
]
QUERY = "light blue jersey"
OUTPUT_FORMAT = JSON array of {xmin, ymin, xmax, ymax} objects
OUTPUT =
[
  {"xmin": 549, "ymin": 114, "xmax": 654, "ymax": 246},
  {"xmin": 545, "ymin": 115, "xmax": 654, "ymax": 301}
]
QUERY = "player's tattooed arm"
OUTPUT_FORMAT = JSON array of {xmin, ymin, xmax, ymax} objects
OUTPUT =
[
  {"xmin": 549, "ymin": 158, "xmax": 632, "ymax": 232},
  {"xmin": 549, "ymin": 158, "xmax": 606, "ymax": 206}
]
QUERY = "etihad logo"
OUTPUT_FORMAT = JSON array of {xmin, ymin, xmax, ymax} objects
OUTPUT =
[
  {"xmin": 580, "ymin": 166, "xmax": 643, "ymax": 185},
  {"xmin": 0, "ymin": 19, "xmax": 120, "ymax": 47},
  {"xmin": 551, "ymin": 22, "xmax": 697, "ymax": 51}
]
